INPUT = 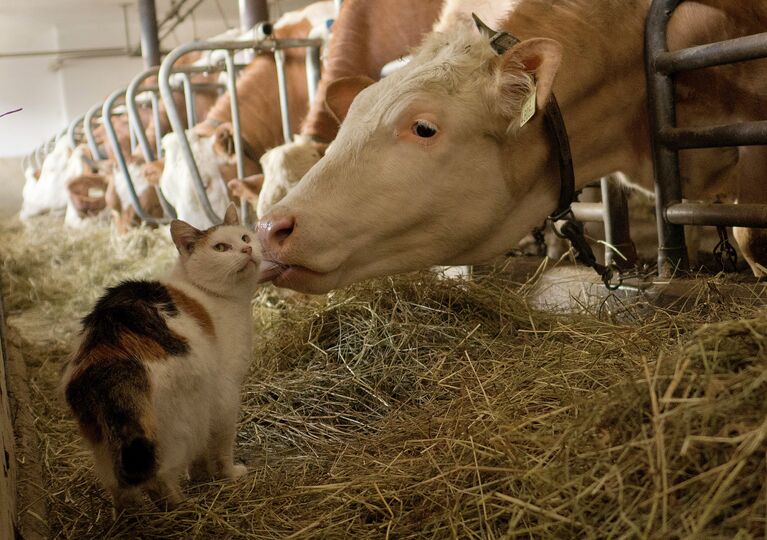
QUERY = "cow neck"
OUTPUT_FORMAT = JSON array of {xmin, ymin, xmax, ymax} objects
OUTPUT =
[
  {"xmin": 479, "ymin": 19, "xmax": 575, "ymax": 227},
  {"xmin": 480, "ymin": 16, "xmax": 623, "ymax": 286}
]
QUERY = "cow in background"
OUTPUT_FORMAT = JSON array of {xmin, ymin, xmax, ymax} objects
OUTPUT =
[
  {"xmin": 155, "ymin": 1, "xmax": 335, "ymax": 229},
  {"xmin": 250, "ymin": 0, "xmax": 445, "ymax": 218}
]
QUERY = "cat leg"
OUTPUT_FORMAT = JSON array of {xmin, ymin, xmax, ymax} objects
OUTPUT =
[
  {"xmin": 206, "ymin": 401, "xmax": 246, "ymax": 481},
  {"xmin": 110, "ymin": 486, "xmax": 144, "ymax": 518},
  {"xmin": 145, "ymin": 472, "xmax": 184, "ymax": 511},
  {"xmin": 188, "ymin": 455, "xmax": 212, "ymax": 483}
]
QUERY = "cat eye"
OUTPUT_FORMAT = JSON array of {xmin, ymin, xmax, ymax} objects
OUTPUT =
[
  {"xmin": 213, "ymin": 243, "xmax": 231, "ymax": 252},
  {"xmin": 242, "ymin": 234, "xmax": 250, "ymax": 243}
]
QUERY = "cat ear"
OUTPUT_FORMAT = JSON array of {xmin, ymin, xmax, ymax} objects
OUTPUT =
[
  {"xmin": 223, "ymin": 202, "xmax": 240, "ymax": 226},
  {"xmin": 170, "ymin": 220, "xmax": 203, "ymax": 255}
]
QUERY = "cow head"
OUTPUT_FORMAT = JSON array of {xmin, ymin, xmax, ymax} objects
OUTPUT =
[
  {"xmin": 255, "ymin": 135, "xmax": 328, "ymax": 218},
  {"xmin": 158, "ymin": 130, "xmax": 233, "ymax": 229},
  {"xmin": 258, "ymin": 17, "xmax": 563, "ymax": 293},
  {"xmin": 66, "ymin": 174, "xmax": 108, "ymax": 218}
]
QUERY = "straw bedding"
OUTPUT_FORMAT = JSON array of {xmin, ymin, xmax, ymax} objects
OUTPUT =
[{"xmin": 2, "ymin": 215, "xmax": 766, "ymax": 538}]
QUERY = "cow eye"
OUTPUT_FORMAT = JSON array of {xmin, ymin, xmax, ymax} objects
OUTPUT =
[
  {"xmin": 213, "ymin": 243, "xmax": 231, "ymax": 252},
  {"xmin": 242, "ymin": 234, "xmax": 250, "ymax": 243},
  {"xmin": 412, "ymin": 120, "xmax": 438, "ymax": 138}
]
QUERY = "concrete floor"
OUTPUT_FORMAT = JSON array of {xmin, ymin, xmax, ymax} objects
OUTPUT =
[{"xmin": 0, "ymin": 158, "xmax": 24, "ymax": 220}]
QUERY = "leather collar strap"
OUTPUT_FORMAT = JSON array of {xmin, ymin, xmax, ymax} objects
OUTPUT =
[{"xmin": 480, "ymin": 16, "xmax": 617, "ymax": 289}]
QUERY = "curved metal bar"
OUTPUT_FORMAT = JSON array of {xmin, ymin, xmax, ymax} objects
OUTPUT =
[
  {"xmin": 127, "ymin": 67, "xmax": 160, "ymax": 163},
  {"xmin": 34, "ymin": 144, "xmax": 44, "ymax": 170},
  {"xmin": 179, "ymin": 72, "xmax": 197, "ymax": 127},
  {"xmin": 102, "ymin": 89, "xmax": 174, "ymax": 225},
  {"xmin": 158, "ymin": 37, "xmax": 324, "ymax": 225},
  {"xmin": 224, "ymin": 49, "xmax": 251, "ymax": 224},
  {"xmin": 67, "ymin": 114, "xmax": 85, "ymax": 150},
  {"xmin": 84, "ymin": 102, "xmax": 106, "ymax": 160},
  {"xmin": 150, "ymin": 91, "xmax": 163, "ymax": 159},
  {"xmin": 22, "ymin": 153, "xmax": 31, "ymax": 172}
]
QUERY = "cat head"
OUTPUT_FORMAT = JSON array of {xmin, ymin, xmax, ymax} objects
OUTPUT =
[{"xmin": 170, "ymin": 203, "xmax": 260, "ymax": 297}]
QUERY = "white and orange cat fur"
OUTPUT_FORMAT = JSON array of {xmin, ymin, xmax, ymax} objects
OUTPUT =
[{"xmin": 61, "ymin": 203, "xmax": 260, "ymax": 513}]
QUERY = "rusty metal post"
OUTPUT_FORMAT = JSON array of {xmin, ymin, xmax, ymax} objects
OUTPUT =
[
  {"xmin": 645, "ymin": 0, "xmax": 688, "ymax": 277},
  {"xmin": 600, "ymin": 174, "xmax": 638, "ymax": 271},
  {"xmin": 239, "ymin": 0, "xmax": 268, "ymax": 31},
  {"xmin": 138, "ymin": 0, "xmax": 161, "ymax": 68}
]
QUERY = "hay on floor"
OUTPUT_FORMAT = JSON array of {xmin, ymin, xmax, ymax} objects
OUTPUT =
[{"xmin": 2, "ymin": 215, "xmax": 766, "ymax": 538}]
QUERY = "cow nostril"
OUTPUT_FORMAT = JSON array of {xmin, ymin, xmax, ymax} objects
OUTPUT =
[
  {"xmin": 273, "ymin": 222, "xmax": 294, "ymax": 244},
  {"xmin": 258, "ymin": 215, "xmax": 296, "ymax": 250}
]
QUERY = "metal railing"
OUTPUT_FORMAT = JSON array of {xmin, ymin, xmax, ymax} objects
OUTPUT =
[
  {"xmin": 646, "ymin": 0, "xmax": 767, "ymax": 276},
  {"xmin": 158, "ymin": 33, "xmax": 323, "ymax": 225}
]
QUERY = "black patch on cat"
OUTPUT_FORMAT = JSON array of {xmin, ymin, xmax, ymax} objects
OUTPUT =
[
  {"xmin": 79, "ymin": 280, "xmax": 189, "ymax": 359},
  {"xmin": 65, "ymin": 356, "xmax": 157, "ymax": 485},
  {"xmin": 120, "ymin": 435, "xmax": 157, "ymax": 486}
]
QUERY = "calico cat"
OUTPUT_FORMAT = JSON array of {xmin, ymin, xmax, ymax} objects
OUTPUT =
[{"xmin": 61, "ymin": 203, "xmax": 260, "ymax": 513}]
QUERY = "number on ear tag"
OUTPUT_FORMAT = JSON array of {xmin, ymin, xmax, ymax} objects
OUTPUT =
[{"xmin": 520, "ymin": 85, "xmax": 536, "ymax": 128}]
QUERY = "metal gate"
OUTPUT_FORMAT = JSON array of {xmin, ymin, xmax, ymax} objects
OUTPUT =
[{"xmin": 646, "ymin": 0, "xmax": 767, "ymax": 277}]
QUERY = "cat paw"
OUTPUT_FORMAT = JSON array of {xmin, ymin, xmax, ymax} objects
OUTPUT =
[{"xmin": 228, "ymin": 463, "xmax": 247, "ymax": 480}]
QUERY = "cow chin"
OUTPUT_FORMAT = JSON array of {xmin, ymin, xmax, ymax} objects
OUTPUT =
[{"xmin": 271, "ymin": 265, "xmax": 343, "ymax": 294}]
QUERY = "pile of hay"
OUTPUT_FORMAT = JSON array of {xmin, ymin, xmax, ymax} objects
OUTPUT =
[{"xmin": 2, "ymin": 216, "xmax": 766, "ymax": 538}]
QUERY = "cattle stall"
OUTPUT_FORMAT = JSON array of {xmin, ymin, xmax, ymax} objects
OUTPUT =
[{"xmin": 3, "ymin": 0, "xmax": 767, "ymax": 538}]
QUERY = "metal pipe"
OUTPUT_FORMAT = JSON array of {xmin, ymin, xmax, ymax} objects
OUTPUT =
[
  {"xmin": 645, "ymin": 0, "xmax": 688, "ymax": 276},
  {"xmin": 33, "ymin": 145, "xmax": 43, "ymax": 170},
  {"xmin": 239, "ymin": 0, "xmax": 268, "ymax": 31},
  {"xmin": 179, "ymin": 72, "xmax": 197, "ymax": 127},
  {"xmin": 138, "ymin": 0, "xmax": 161, "ymax": 68},
  {"xmin": 67, "ymin": 114, "xmax": 85, "ymax": 150},
  {"xmin": 84, "ymin": 102, "xmax": 106, "ymax": 161},
  {"xmin": 659, "ymin": 121, "xmax": 767, "ymax": 149},
  {"xmin": 600, "ymin": 174, "xmax": 637, "ymax": 270},
  {"xmin": 666, "ymin": 203, "xmax": 767, "ymax": 228},
  {"xmin": 656, "ymin": 32, "xmax": 767, "ymax": 74},
  {"xmin": 570, "ymin": 202, "xmax": 603, "ymax": 223},
  {"xmin": 305, "ymin": 45, "xmax": 321, "ymax": 104},
  {"xmin": 102, "ymin": 88, "xmax": 173, "ymax": 225},
  {"xmin": 158, "ymin": 38, "xmax": 323, "ymax": 225},
  {"xmin": 150, "ymin": 91, "xmax": 163, "ymax": 158},
  {"xmin": 274, "ymin": 48, "xmax": 292, "ymax": 143},
  {"xmin": 126, "ymin": 67, "xmax": 159, "ymax": 163},
  {"xmin": 224, "ymin": 49, "xmax": 252, "ymax": 225}
]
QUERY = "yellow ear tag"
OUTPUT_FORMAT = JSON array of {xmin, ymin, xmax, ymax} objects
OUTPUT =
[
  {"xmin": 519, "ymin": 85, "xmax": 536, "ymax": 128},
  {"xmin": 88, "ymin": 187, "xmax": 105, "ymax": 198}
]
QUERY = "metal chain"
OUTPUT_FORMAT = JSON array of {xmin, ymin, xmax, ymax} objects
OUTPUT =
[{"xmin": 713, "ymin": 226, "xmax": 738, "ymax": 272}]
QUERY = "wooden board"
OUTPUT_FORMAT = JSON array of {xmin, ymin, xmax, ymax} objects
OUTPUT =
[{"xmin": 0, "ymin": 277, "xmax": 17, "ymax": 539}]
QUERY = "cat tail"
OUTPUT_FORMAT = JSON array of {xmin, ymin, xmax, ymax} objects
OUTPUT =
[{"xmin": 64, "ymin": 356, "xmax": 158, "ymax": 486}]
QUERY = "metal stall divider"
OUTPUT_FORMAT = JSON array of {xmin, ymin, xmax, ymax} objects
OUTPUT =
[
  {"xmin": 102, "ymin": 88, "xmax": 173, "ymax": 225},
  {"xmin": 120, "ymin": 65, "xmax": 228, "ymax": 222},
  {"xmin": 646, "ymin": 0, "xmax": 767, "ymax": 277},
  {"xmin": 158, "ymin": 33, "xmax": 323, "ymax": 227},
  {"xmin": 83, "ymin": 102, "xmax": 107, "ymax": 162},
  {"xmin": 67, "ymin": 114, "xmax": 85, "ymax": 150}
]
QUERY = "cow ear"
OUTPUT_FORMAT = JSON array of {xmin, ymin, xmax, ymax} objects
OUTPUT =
[
  {"xmin": 223, "ymin": 202, "xmax": 240, "ymax": 225},
  {"xmin": 170, "ymin": 219, "xmax": 203, "ymax": 255},
  {"xmin": 213, "ymin": 122, "xmax": 236, "ymax": 160},
  {"xmin": 324, "ymin": 75, "xmax": 375, "ymax": 125},
  {"xmin": 501, "ymin": 38, "xmax": 562, "ymax": 112}
]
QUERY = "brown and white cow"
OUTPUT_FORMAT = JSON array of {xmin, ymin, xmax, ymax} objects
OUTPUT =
[
  {"xmin": 156, "ymin": 1, "xmax": 335, "ymax": 229},
  {"xmin": 257, "ymin": 0, "xmax": 767, "ymax": 292},
  {"xmin": 253, "ymin": 0, "xmax": 445, "ymax": 218}
]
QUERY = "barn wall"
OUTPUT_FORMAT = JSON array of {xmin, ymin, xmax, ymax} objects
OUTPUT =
[
  {"xmin": 0, "ymin": 0, "xmax": 323, "ymax": 157},
  {"xmin": 0, "ymin": 19, "xmax": 67, "ymax": 160}
]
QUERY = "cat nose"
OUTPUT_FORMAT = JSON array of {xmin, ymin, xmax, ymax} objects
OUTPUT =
[{"xmin": 241, "ymin": 245, "xmax": 253, "ymax": 255}]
